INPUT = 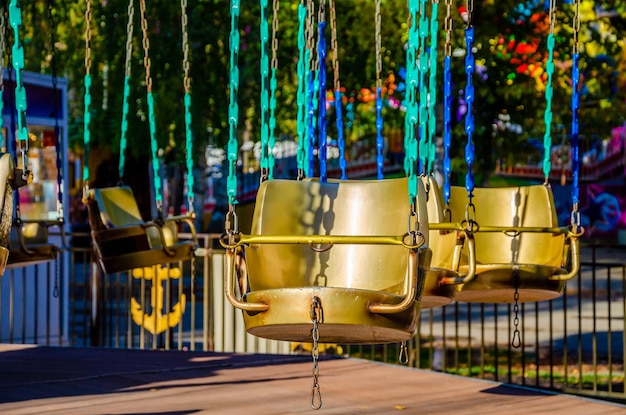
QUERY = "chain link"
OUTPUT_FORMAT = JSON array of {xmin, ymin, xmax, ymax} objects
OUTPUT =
[
  {"xmin": 296, "ymin": 1, "xmax": 307, "ymax": 179},
  {"xmin": 511, "ymin": 268, "xmax": 521, "ymax": 348},
  {"xmin": 310, "ymin": 295, "xmax": 323, "ymax": 410},
  {"xmin": 329, "ymin": 0, "xmax": 339, "ymax": 93},
  {"xmin": 139, "ymin": 0, "xmax": 152, "ymax": 93},
  {"xmin": 444, "ymin": 0, "xmax": 452, "ymax": 56},
  {"xmin": 268, "ymin": 0, "xmax": 280, "ymax": 180},
  {"xmin": 572, "ymin": 0, "xmax": 581, "ymax": 55},
  {"xmin": 570, "ymin": 0, "xmax": 581, "ymax": 227}
]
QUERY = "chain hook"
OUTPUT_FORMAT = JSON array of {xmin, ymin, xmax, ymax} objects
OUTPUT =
[{"xmin": 399, "ymin": 341, "xmax": 409, "ymax": 365}]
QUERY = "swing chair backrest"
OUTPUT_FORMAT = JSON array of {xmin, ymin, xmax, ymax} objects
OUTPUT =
[
  {"xmin": 245, "ymin": 178, "xmax": 428, "ymax": 293},
  {"xmin": 449, "ymin": 185, "xmax": 565, "ymax": 267},
  {"xmin": 88, "ymin": 186, "xmax": 176, "ymax": 248}
]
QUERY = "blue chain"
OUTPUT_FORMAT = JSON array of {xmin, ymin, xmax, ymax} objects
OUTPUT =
[
  {"xmin": 464, "ymin": 26, "xmax": 475, "ymax": 200},
  {"xmin": 443, "ymin": 55, "xmax": 452, "ymax": 205},
  {"xmin": 571, "ymin": 53, "xmax": 580, "ymax": 219},
  {"xmin": 335, "ymin": 91, "xmax": 347, "ymax": 179}
]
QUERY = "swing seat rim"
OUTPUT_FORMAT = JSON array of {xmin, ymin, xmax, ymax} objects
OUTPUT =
[{"xmin": 453, "ymin": 262, "xmax": 568, "ymax": 303}]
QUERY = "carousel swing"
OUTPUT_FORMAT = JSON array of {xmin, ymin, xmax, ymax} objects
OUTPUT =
[
  {"xmin": 83, "ymin": 0, "xmax": 197, "ymax": 275},
  {"xmin": 441, "ymin": 0, "xmax": 583, "ymax": 304},
  {"xmin": 222, "ymin": 0, "xmax": 431, "ymax": 347},
  {"xmin": 4, "ymin": 1, "xmax": 64, "ymax": 271}
]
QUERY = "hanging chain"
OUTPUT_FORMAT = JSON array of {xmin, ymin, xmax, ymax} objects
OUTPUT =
[
  {"xmin": 426, "ymin": 0, "xmax": 440, "ymax": 174},
  {"xmin": 139, "ymin": 0, "xmax": 152, "ymax": 94},
  {"xmin": 119, "ymin": 0, "xmax": 134, "ymax": 181},
  {"xmin": 541, "ymin": 0, "xmax": 557, "ymax": 183},
  {"xmin": 511, "ymin": 268, "xmax": 521, "ymax": 348},
  {"xmin": 9, "ymin": 0, "xmax": 30, "ymax": 180},
  {"xmin": 259, "ymin": 0, "xmax": 270, "ymax": 182},
  {"xmin": 0, "ymin": 9, "xmax": 5, "ymax": 143},
  {"xmin": 83, "ymin": 0, "xmax": 92, "ymax": 196},
  {"xmin": 375, "ymin": 0, "xmax": 384, "ymax": 180},
  {"xmin": 296, "ymin": 0, "xmax": 307, "ymax": 179},
  {"xmin": 416, "ymin": 0, "xmax": 429, "ymax": 174},
  {"xmin": 310, "ymin": 295, "xmax": 323, "ymax": 410},
  {"xmin": 328, "ymin": 0, "xmax": 346, "ymax": 179},
  {"xmin": 267, "ymin": 0, "xmax": 279, "ymax": 180},
  {"xmin": 317, "ymin": 0, "xmax": 328, "ymax": 182},
  {"xmin": 463, "ymin": 0, "xmax": 476, "ymax": 218},
  {"xmin": 404, "ymin": 0, "xmax": 419, "ymax": 219},
  {"xmin": 570, "ymin": 0, "xmax": 581, "ymax": 231},
  {"xmin": 442, "ymin": 0, "xmax": 452, "ymax": 207},
  {"xmin": 139, "ymin": 0, "xmax": 163, "ymax": 218},
  {"xmin": 181, "ymin": 0, "xmax": 195, "ymax": 214}
]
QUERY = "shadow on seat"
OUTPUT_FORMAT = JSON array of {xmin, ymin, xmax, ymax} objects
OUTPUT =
[
  {"xmin": 223, "ymin": 178, "xmax": 432, "ymax": 344},
  {"xmin": 86, "ymin": 186, "xmax": 197, "ymax": 274},
  {"xmin": 449, "ymin": 185, "xmax": 579, "ymax": 303}
]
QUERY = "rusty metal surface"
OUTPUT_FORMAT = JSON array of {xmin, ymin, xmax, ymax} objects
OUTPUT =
[{"xmin": 0, "ymin": 344, "xmax": 624, "ymax": 414}]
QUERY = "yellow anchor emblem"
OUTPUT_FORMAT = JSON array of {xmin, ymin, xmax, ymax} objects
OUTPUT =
[{"xmin": 130, "ymin": 265, "xmax": 186, "ymax": 334}]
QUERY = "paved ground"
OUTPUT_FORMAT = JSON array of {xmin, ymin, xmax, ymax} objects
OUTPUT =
[{"xmin": 0, "ymin": 344, "xmax": 625, "ymax": 415}]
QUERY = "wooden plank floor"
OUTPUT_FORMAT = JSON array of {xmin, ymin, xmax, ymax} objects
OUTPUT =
[{"xmin": 0, "ymin": 344, "xmax": 624, "ymax": 415}]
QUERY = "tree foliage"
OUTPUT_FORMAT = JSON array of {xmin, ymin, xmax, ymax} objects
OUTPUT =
[{"xmin": 10, "ymin": 0, "xmax": 626, "ymax": 187}]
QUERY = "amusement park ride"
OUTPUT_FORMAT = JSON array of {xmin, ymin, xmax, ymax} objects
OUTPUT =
[
  {"xmin": 219, "ymin": 0, "xmax": 584, "ymax": 409},
  {"xmin": 0, "ymin": 0, "xmax": 588, "ymax": 411}
]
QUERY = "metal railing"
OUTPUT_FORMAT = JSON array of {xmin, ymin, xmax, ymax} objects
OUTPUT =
[{"xmin": 0, "ymin": 233, "xmax": 623, "ymax": 403}]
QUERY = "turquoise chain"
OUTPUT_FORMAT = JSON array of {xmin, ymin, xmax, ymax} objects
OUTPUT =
[
  {"xmin": 83, "ymin": 0, "xmax": 92, "ymax": 191},
  {"xmin": 259, "ymin": 0, "xmax": 270, "ymax": 179},
  {"xmin": 541, "ymin": 0, "xmax": 556, "ymax": 181},
  {"xmin": 227, "ymin": 0, "xmax": 241, "ymax": 204},
  {"xmin": 417, "ymin": 0, "xmax": 429, "ymax": 173},
  {"xmin": 9, "ymin": 0, "xmax": 29, "ymax": 174},
  {"xmin": 404, "ymin": 0, "xmax": 420, "ymax": 206},
  {"xmin": 426, "ymin": 0, "xmax": 439, "ymax": 174},
  {"xmin": 182, "ymin": 0, "xmax": 194, "ymax": 209},
  {"xmin": 119, "ymin": 0, "xmax": 134, "ymax": 180},
  {"xmin": 296, "ymin": 2, "xmax": 307, "ymax": 178},
  {"xmin": 268, "ymin": 0, "xmax": 279, "ymax": 180}
]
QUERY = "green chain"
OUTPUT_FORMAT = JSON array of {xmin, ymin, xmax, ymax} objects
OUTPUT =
[
  {"xmin": 227, "ymin": 0, "xmax": 241, "ymax": 204},
  {"xmin": 542, "ymin": 0, "xmax": 556, "ymax": 181},
  {"xmin": 259, "ymin": 0, "xmax": 270, "ymax": 178},
  {"xmin": 181, "ymin": 0, "xmax": 194, "ymax": 209},
  {"xmin": 268, "ymin": 0, "xmax": 279, "ymax": 180},
  {"xmin": 417, "ymin": 0, "xmax": 429, "ymax": 172},
  {"xmin": 404, "ymin": 0, "xmax": 420, "ymax": 205},
  {"xmin": 426, "ymin": 0, "xmax": 439, "ymax": 174},
  {"xmin": 83, "ymin": 0, "xmax": 93, "ymax": 191},
  {"xmin": 119, "ymin": 0, "xmax": 134, "ymax": 180},
  {"xmin": 296, "ymin": 2, "xmax": 307, "ymax": 177},
  {"xmin": 9, "ymin": 0, "xmax": 29, "ymax": 173}
]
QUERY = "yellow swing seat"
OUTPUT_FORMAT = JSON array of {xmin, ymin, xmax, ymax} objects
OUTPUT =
[
  {"xmin": 449, "ymin": 185, "xmax": 580, "ymax": 303},
  {"xmin": 223, "ymin": 178, "xmax": 432, "ymax": 344},
  {"xmin": 86, "ymin": 186, "xmax": 196, "ymax": 274},
  {"xmin": 7, "ymin": 220, "xmax": 61, "ymax": 269},
  {"xmin": 421, "ymin": 176, "xmax": 475, "ymax": 308}
]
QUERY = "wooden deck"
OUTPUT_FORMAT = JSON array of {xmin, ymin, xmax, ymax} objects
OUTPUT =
[{"xmin": 0, "ymin": 344, "xmax": 624, "ymax": 414}]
